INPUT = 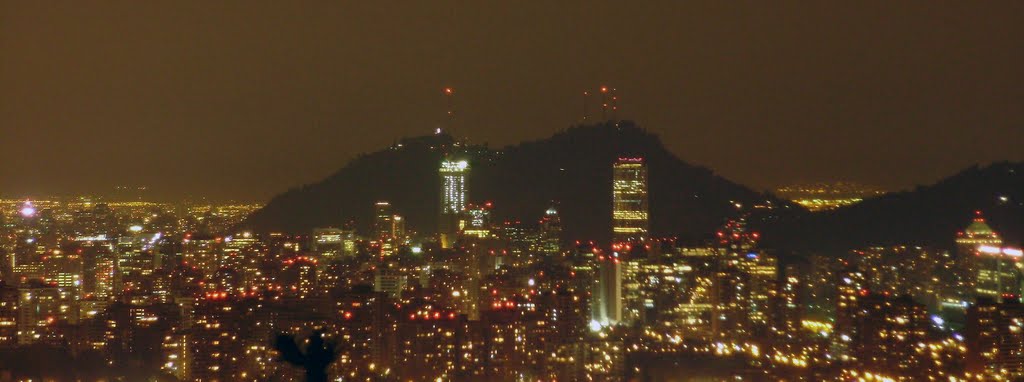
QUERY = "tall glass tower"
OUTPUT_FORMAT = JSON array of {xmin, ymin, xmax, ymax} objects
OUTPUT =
[
  {"xmin": 439, "ymin": 159, "xmax": 469, "ymax": 248},
  {"xmin": 612, "ymin": 158, "xmax": 648, "ymax": 243}
]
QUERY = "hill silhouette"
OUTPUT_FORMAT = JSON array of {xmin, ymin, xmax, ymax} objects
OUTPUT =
[
  {"xmin": 241, "ymin": 122, "xmax": 1022, "ymax": 253},
  {"xmin": 240, "ymin": 121, "xmax": 783, "ymax": 243},
  {"xmin": 756, "ymin": 161, "xmax": 1024, "ymax": 252}
]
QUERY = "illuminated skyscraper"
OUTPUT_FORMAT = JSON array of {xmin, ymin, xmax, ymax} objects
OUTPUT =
[
  {"xmin": 391, "ymin": 215, "xmax": 405, "ymax": 240},
  {"xmin": 439, "ymin": 159, "xmax": 469, "ymax": 248},
  {"xmin": 711, "ymin": 267, "xmax": 751, "ymax": 339},
  {"xmin": 972, "ymin": 247, "xmax": 1022, "ymax": 303},
  {"xmin": 957, "ymin": 211, "xmax": 1003, "ymax": 255},
  {"xmin": 460, "ymin": 203, "xmax": 492, "ymax": 239},
  {"xmin": 957, "ymin": 212, "xmax": 1019, "ymax": 301},
  {"xmin": 374, "ymin": 201, "xmax": 394, "ymax": 240},
  {"xmin": 312, "ymin": 227, "xmax": 356, "ymax": 259},
  {"xmin": 592, "ymin": 249, "xmax": 622, "ymax": 326},
  {"xmin": 539, "ymin": 206, "xmax": 562, "ymax": 256},
  {"xmin": 612, "ymin": 158, "xmax": 648, "ymax": 243},
  {"xmin": 739, "ymin": 251, "xmax": 777, "ymax": 328}
]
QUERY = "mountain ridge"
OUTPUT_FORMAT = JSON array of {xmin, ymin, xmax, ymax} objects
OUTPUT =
[
  {"xmin": 240, "ymin": 121, "xmax": 786, "ymax": 243},
  {"xmin": 756, "ymin": 161, "xmax": 1024, "ymax": 252},
  {"xmin": 241, "ymin": 122, "xmax": 1023, "ymax": 253}
]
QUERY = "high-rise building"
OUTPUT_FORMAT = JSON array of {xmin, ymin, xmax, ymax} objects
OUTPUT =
[
  {"xmin": 739, "ymin": 251, "xmax": 778, "ymax": 328},
  {"xmin": 957, "ymin": 211, "xmax": 1003, "ymax": 255},
  {"xmin": 972, "ymin": 247, "xmax": 1022, "ymax": 303},
  {"xmin": 222, "ymin": 231, "xmax": 258, "ymax": 272},
  {"xmin": 182, "ymin": 233, "xmax": 220, "ymax": 277},
  {"xmin": 374, "ymin": 201, "xmax": 400, "ymax": 256},
  {"xmin": 0, "ymin": 284, "xmax": 17, "ymax": 347},
  {"xmin": 621, "ymin": 258, "xmax": 691, "ymax": 326},
  {"xmin": 374, "ymin": 270, "xmax": 407, "ymax": 300},
  {"xmin": 80, "ymin": 239, "xmax": 117, "ymax": 300},
  {"xmin": 391, "ymin": 215, "xmax": 405, "ymax": 240},
  {"xmin": 835, "ymin": 268, "xmax": 866, "ymax": 355},
  {"xmin": 966, "ymin": 298, "xmax": 1024, "ymax": 378},
  {"xmin": 775, "ymin": 264, "xmax": 803, "ymax": 335},
  {"xmin": 460, "ymin": 203, "xmax": 492, "ymax": 239},
  {"xmin": 42, "ymin": 249, "xmax": 82, "ymax": 294},
  {"xmin": 393, "ymin": 303, "xmax": 465, "ymax": 380},
  {"xmin": 312, "ymin": 227, "xmax": 356, "ymax": 260},
  {"xmin": 850, "ymin": 294, "xmax": 930, "ymax": 379},
  {"xmin": 539, "ymin": 206, "xmax": 562, "ymax": 256},
  {"xmin": 957, "ymin": 212, "xmax": 1019, "ymax": 302},
  {"xmin": 281, "ymin": 256, "xmax": 318, "ymax": 298},
  {"xmin": 612, "ymin": 158, "xmax": 648, "ymax": 243},
  {"xmin": 592, "ymin": 250, "xmax": 622, "ymax": 326},
  {"xmin": 439, "ymin": 159, "xmax": 469, "ymax": 248},
  {"xmin": 711, "ymin": 266, "xmax": 751, "ymax": 340},
  {"xmin": 190, "ymin": 297, "xmax": 244, "ymax": 381},
  {"xmin": 16, "ymin": 281, "xmax": 64, "ymax": 345},
  {"xmin": 374, "ymin": 201, "xmax": 394, "ymax": 240}
]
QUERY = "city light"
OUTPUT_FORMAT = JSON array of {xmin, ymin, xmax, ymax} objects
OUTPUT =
[{"xmin": 19, "ymin": 202, "xmax": 35, "ymax": 217}]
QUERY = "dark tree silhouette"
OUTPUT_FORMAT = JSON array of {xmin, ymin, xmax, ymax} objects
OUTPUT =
[{"xmin": 274, "ymin": 331, "xmax": 338, "ymax": 382}]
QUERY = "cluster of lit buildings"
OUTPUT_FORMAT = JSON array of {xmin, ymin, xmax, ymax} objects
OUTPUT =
[
  {"xmin": 774, "ymin": 182, "xmax": 887, "ymax": 211},
  {"xmin": 0, "ymin": 152, "xmax": 1020, "ymax": 381}
]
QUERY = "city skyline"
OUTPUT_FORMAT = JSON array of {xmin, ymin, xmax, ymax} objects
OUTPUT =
[
  {"xmin": 2, "ymin": 162, "xmax": 1019, "ymax": 380},
  {"xmin": 2, "ymin": 2, "xmax": 1023, "ymax": 381},
  {"xmin": 3, "ymin": 2, "xmax": 1024, "ymax": 200}
]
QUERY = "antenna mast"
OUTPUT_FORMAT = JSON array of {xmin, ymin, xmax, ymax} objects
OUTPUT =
[{"xmin": 583, "ymin": 90, "xmax": 590, "ymax": 123}]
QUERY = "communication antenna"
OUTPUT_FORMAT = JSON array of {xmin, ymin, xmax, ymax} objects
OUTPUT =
[
  {"xmin": 611, "ymin": 87, "xmax": 619, "ymax": 122},
  {"xmin": 444, "ymin": 87, "xmax": 455, "ymax": 137},
  {"xmin": 600, "ymin": 85, "xmax": 609, "ymax": 120},
  {"xmin": 583, "ymin": 90, "xmax": 590, "ymax": 122}
]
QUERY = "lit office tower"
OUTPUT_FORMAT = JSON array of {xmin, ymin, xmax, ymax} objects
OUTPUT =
[
  {"xmin": 313, "ymin": 228, "xmax": 356, "ymax": 260},
  {"xmin": 612, "ymin": 158, "xmax": 648, "ymax": 243},
  {"xmin": 956, "ymin": 212, "xmax": 1016, "ymax": 301},
  {"xmin": 374, "ymin": 201, "xmax": 394, "ymax": 240},
  {"xmin": 711, "ymin": 267, "xmax": 751, "ymax": 340},
  {"xmin": 739, "ymin": 251, "xmax": 778, "ymax": 328},
  {"xmin": 956, "ymin": 211, "xmax": 1003, "ymax": 255},
  {"xmin": 539, "ymin": 206, "xmax": 562, "ymax": 256},
  {"xmin": 391, "ymin": 215, "xmax": 405, "ymax": 240},
  {"xmin": 973, "ymin": 247, "xmax": 1022, "ymax": 302},
  {"xmin": 592, "ymin": 249, "xmax": 622, "ymax": 326},
  {"xmin": 439, "ymin": 159, "xmax": 469, "ymax": 248}
]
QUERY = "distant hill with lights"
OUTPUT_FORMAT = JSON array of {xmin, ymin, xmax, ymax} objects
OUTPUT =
[
  {"xmin": 240, "ymin": 122, "xmax": 1023, "ymax": 253},
  {"xmin": 240, "ymin": 121, "xmax": 788, "ymax": 243},
  {"xmin": 756, "ymin": 161, "xmax": 1024, "ymax": 253}
]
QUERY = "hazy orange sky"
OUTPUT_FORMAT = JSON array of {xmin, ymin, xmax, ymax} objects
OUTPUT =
[{"xmin": 3, "ymin": 1, "xmax": 1022, "ymax": 200}]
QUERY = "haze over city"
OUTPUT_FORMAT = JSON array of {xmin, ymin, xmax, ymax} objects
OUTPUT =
[{"xmin": 3, "ymin": 1, "xmax": 1023, "ymax": 201}]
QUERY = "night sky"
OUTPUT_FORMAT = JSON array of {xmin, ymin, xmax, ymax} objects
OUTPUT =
[{"xmin": 2, "ymin": 2, "xmax": 1022, "ymax": 201}]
